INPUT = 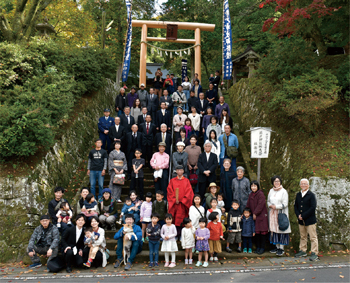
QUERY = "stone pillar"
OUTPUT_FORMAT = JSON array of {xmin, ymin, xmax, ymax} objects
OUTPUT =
[
  {"xmin": 247, "ymin": 51, "xmax": 257, "ymax": 78},
  {"xmin": 232, "ymin": 66, "xmax": 237, "ymax": 84},
  {"xmin": 139, "ymin": 24, "xmax": 148, "ymax": 87},
  {"xmin": 195, "ymin": 28, "xmax": 201, "ymax": 82}
]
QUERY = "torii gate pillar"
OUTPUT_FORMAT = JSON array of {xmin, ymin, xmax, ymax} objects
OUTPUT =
[{"xmin": 132, "ymin": 20, "xmax": 215, "ymax": 87}]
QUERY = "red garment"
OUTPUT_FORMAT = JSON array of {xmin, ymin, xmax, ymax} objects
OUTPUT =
[
  {"xmin": 167, "ymin": 177, "xmax": 194, "ymax": 226},
  {"xmin": 207, "ymin": 221, "xmax": 223, "ymax": 241},
  {"xmin": 163, "ymin": 78, "xmax": 174, "ymax": 88},
  {"xmin": 246, "ymin": 189, "xmax": 269, "ymax": 233}
]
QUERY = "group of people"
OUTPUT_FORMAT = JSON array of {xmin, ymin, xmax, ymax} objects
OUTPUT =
[{"xmin": 26, "ymin": 71, "xmax": 319, "ymax": 273}]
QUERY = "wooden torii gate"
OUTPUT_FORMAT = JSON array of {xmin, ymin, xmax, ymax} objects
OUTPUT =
[{"xmin": 132, "ymin": 20, "xmax": 215, "ymax": 87}]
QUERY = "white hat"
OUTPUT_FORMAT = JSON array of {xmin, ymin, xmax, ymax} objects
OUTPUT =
[
  {"xmin": 140, "ymin": 83, "xmax": 145, "ymax": 87},
  {"xmin": 176, "ymin": 141, "xmax": 185, "ymax": 147}
]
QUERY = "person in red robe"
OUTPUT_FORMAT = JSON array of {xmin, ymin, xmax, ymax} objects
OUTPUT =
[{"xmin": 167, "ymin": 165, "xmax": 194, "ymax": 237}]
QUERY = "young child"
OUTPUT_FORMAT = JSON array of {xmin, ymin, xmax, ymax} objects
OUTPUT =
[
  {"xmin": 56, "ymin": 201, "xmax": 72, "ymax": 228},
  {"xmin": 152, "ymin": 190, "xmax": 168, "ymax": 227},
  {"xmin": 140, "ymin": 192, "xmax": 153, "ymax": 242},
  {"xmin": 206, "ymin": 198, "xmax": 222, "ymax": 223},
  {"xmin": 82, "ymin": 193, "xmax": 99, "ymax": 217},
  {"xmin": 131, "ymin": 148, "xmax": 145, "ymax": 200},
  {"xmin": 207, "ymin": 212, "xmax": 224, "ymax": 262},
  {"xmin": 83, "ymin": 227, "xmax": 100, "ymax": 268},
  {"xmin": 226, "ymin": 199, "xmax": 243, "ymax": 253},
  {"xmin": 217, "ymin": 193, "xmax": 227, "ymax": 227},
  {"xmin": 184, "ymin": 118, "xmax": 194, "ymax": 138},
  {"xmin": 195, "ymin": 218, "xmax": 210, "ymax": 267},
  {"xmin": 241, "ymin": 208, "xmax": 255, "ymax": 253},
  {"xmin": 146, "ymin": 213, "xmax": 162, "ymax": 268},
  {"xmin": 161, "ymin": 213, "xmax": 178, "ymax": 268},
  {"xmin": 181, "ymin": 218, "xmax": 196, "ymax": 265},
  {"xmin": 120, "ymin": 197, "xmax": 140, "ymax": 224}
]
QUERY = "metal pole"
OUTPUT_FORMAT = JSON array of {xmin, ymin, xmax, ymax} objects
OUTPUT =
[{"xmin": 257, "ymin": 158, "xmax": 261, "ymax": 184}]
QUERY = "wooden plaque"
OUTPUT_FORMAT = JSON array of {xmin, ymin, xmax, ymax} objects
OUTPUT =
[{"xmin": 166, "ymin": 24, "xmax": 178, "ymax": 40}]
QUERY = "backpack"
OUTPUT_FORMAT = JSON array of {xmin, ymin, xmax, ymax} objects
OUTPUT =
[{"xmin": 223, "ymin": 134, "xmax": 238, "ymax": 158}]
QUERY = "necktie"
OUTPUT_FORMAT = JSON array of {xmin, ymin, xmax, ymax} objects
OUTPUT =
[
  {"xmin": 151, "ymin": 94, "xmax": 154, "ymax": 99},
  {"xmin": 133, "ymin": 134, "xmax": 136, "ymax": 139},
  {"xmin": 162, "ymin": 133, "xmax": 165, "ymax": 143},
  {"xmin": 127, "ymin": 115, "xmax": 130, "ymax": 124},
  {"xmin": 201, "ymin": 100, "xmax": 203, "ymax": 108},
  {"xmin": 146, "ymin": 123, "xmax": 149, "ymax": 134},
  {"xmin": 144, "ymin": 115, "xmax": 146, "ymax": 120}
]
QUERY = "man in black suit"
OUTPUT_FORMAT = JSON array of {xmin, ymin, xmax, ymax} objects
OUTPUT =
[
  {"xmin": 212, "ymin": 70, "xmax": 221, "ymax": 92},
  {"xmin": 137, "ymin": 107, "xmax": 148, "ymax": 126},
  {"xmin": 108, "ymin": 117, "xmax": 125, "ymax": 152},
  {"xmin": 146, "ymin": 88, "xmax": 159, "ymax": 122},
  {"xmin": 126, "ymin": 124, "xmax": 142, "ymax": 180},
  {"xmin": 119, "ymin": 106, "xmax": 135, "ymax": 133},
  {"xmin": 196, "ymin": 92, "xmax": 209, "ymax": 116},
  {"xmin": 62, "ymin": 214, "xmax": 86, "ymax": 273},
  {"xmin": 140, "ymin": 115, "xmax": 156, "ymax": 167},
  {"xmin": 155, "ymin": 102, "xmax": 171, "ymax": 131},
  {"xmin": 197, "ymin": 141, "xmax": 219, "ymax": 199},
  {"xmin": 154, "ymin": 124, "xmax": 172, "ymax": 155}
]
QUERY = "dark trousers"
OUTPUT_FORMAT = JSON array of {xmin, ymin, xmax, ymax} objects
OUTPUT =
[
  {"xmin": 128, "ymin": 152, "xmax": 136, "ymax": 177},
  {"xmin": 198, "ymin": 179, "xmax": 210, "ymax": 200},
  {"xmin": 65, "ymin": 248, "xmax": 84, "ymax": 268},
  {"xmin": 82, "ymin": 247, "xmax": 103, "ymax": 267},
  {"xmin": 27, "ymin": 245, "xmax": 58, "ymax": 263},
  {"xmin": 242, "ymin": 236, "xmax": 252, "ymax": 249},
  {"xmin": 254, "ymin": 233, "xmax": 267, "ymax": 250},
  {"xmin": 148, "ymin": 110, "xmax": 157, "ymax": 123},
  {"xmin": 155, "ymin": 169, "xmax": 169, "ymax": 200},
  {"xmin": 143, "ymin": 144, "xmax": 153, "ymax": 165},
  {"xmin": 99, "ymin": 133, "xmax": 111, "ymax": 152},
  {"xmin": 116, "ymin": 237, "xmax": 143, "ymax": 264},
  {"xmin": 130, "ymin": 177, "xmax": 144, "ymax": 199}
]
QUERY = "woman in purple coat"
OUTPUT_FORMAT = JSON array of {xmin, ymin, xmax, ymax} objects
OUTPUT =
[{"xmin": 246, "ymin": 180, "xmax": 269, "ymax": 254}]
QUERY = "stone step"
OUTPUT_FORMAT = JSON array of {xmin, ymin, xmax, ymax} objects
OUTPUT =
[{"xmin": 106, "ymin": 249, "xmax": 274, "ymax": 264}]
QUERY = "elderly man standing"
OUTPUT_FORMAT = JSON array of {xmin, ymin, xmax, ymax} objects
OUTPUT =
[
  {"xmin": 294, "ymin": 179, "xmax": 319, "ymax": 261},
  {"xmin": 197, "ymin": 141, "xmax": 219, "ymax": 200},
  {"xmin": 137, "ymin": 84, "xmax": 148, "ymax": 107},
  {"xmin": 151, "ymin": 142, "xmax": 170, "ymax": 199},
  {"xmin": 27, "ymin": 215, "xmax": 60, "ymax": 269},
  {"xmin": 108, "ymin": 117, "xmax": 125, "ymax": 151},
  {"xmin": 167, "ymin": 165, "xmax": 194, "ymax": 237}
]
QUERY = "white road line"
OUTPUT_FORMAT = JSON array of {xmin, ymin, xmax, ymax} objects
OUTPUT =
[{"xmin": 2, "ymin": 264, "xmax": 349, "ymax": 280}]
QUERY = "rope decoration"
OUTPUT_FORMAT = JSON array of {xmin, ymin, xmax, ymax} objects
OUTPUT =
[{"xmin": 141, "ymin": 41, "xmax": 200, "ymax": 57}]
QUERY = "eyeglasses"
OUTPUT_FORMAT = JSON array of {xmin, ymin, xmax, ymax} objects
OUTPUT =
[{"xmin": 274, "ymin": 180, "xmax": 281, "ymax": 183}]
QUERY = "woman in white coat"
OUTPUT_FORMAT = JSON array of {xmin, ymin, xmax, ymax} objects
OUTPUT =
[{"xmin": 267, "ymin": 175, "xmax": 291, "ymax": 257}]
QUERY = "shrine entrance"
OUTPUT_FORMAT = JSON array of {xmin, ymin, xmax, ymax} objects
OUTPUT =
[{"xmin": 132, "ymin": 20, "xmax": 215, "ymax": 87}]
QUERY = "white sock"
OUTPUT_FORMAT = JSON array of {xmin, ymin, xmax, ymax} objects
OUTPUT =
[
  {"xmin": 276, "ymin": 244, "xmax": 280, "ymax": 249},
  {"xmin": 171, "ymin": 252, "xmax": 176, "ymax": 263},
  {"xmin": 280, "ymin": 245, "xmax": 284, "ymax": 250},
  {"xmin": 165, "ymin": 252, "xmax": 169, "ymax": 262}
]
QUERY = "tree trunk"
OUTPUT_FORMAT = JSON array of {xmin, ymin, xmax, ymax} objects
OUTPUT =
[{"xmin": 311, "ymin": 24, "xmax": 327, "ymax": 57}]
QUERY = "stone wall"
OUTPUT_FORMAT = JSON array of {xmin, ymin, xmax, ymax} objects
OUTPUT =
[
  {"xmin": 228, "ymin": 79, "xmax": 350, "ymax": 249},
  {"xmin": 0, "ymin": 79, "xmax": 119, "ymax": 262}
]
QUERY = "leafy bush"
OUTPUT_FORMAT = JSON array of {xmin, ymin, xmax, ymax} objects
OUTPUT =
[{"xmin": 0, "ymin": 38, "xmax": 116, "ymax": 159}]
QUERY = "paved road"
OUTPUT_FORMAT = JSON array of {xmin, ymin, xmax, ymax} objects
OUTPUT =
[{"xmin": 5, "ymin": 264, "xmax": 349, "ymax": 282}]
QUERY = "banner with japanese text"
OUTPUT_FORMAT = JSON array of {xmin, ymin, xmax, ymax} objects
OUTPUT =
[
  {"xmin": 181, "ymin": 59, "xmax": 187, "ymax": 81},
  {"xmin": 122, "ymin": 0, "xmax": 132, "ymax": 82},
  {"xmin": 222, "ymin": 0, "xmax": 233, "ymax": 80}
]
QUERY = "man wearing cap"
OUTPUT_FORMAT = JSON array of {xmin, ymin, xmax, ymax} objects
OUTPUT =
[
  {"xmin": 154, "ymin": 124, "xmax": 172, "ymax": 155},
  {"xmin": 136, "ymin": 84, "xmax": 148, "ymax": 107},
  {"xmin": 197, "ymin": 141, "xmax": 219, "ymax": 199},
  {"xmin": 146, "ymin": 88, "xmax": 159, "ymax": 122},
  {"xmin": 126, "ymin": 87, "xmax": 139, "ymax": 108},
  {"xmin": 172, "ymin": 141, "xmax": 188, "ymax": 178},
  {"xmin": 113, "ymin": 214, "xmax": 143, "ymax": 271},
  {"xmin": 98, "ymin": 109, "xmax": 115, "ymax": 151},
  {"xmin": 27, "ymin": 215, "xmax": 60, "ymax": 269},
  {"xmin": 167, "ymin": 165, "xmax": 194, "ymax": 237},
  {"xmin": 150, "ymin": 142, "xmax": 170, "ymax": 199}
]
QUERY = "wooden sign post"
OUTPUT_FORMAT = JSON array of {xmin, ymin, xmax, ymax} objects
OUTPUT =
[{"xmin": 248, "ymin": 127, "xmax": 273, "ymax": 184}]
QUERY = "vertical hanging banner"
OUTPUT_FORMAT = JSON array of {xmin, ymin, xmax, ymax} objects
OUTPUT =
[
  {"xmin": 222, "ymin": 0, "xmax": 233, "ymax": 80},
  {"xmin": 181, "ymin": 59, "xmax": 188, "ymax": 81},
  {"xmin": 122, "ymin": 0, "xmax": 132, "ymax": 82}
]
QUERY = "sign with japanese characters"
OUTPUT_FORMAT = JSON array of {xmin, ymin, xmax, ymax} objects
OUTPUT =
[
  {"xmin": 222, "ymin": 0, "xmax": 233, "ymax": 80},
  {"xmin": 122, "ymin": 0, "xmax": 132, "ymax": 82},
  {"xmin": 181, "ymin": 59, "xmax": 187, "ymax": 81},
  {"xmin": 250, "ymin": 127, "xmax": 271, "ymax": 158}
]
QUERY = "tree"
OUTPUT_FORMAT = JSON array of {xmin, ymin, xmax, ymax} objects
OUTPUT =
[
  {"xmin": 0, "ymin": 0, "xmax": 54, "ymax": 42},
  {"xmin": 259, "ymin": 0, "xmax": 347, "ymax": 56}
]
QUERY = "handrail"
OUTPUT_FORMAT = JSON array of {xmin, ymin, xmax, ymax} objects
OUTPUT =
[{"xmin": 168, "ymin": 119, "xmax": 175, "ymax": 183}]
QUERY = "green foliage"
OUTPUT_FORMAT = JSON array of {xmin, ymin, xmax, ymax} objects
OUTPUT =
[
  {"xmin": 334, "ymin": 59, "xmax": 350, "ymax": 114},
  {"xmin": 0, "ymin": 38, "xmax": 116, "ymax": 159}
]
